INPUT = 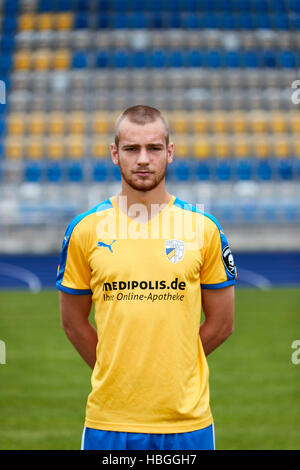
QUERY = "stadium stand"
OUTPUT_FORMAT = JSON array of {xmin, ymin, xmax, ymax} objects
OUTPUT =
[{"xmin": 0, "ymin": 0, "xmax": 300, "ymax": 252}]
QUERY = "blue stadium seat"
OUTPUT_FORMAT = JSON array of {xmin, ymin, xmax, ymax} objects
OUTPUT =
[
  {"xmin": 47, "ymin": 163, "xmax": 63, "ymax": 183},
  {"xmin": 218, "ymin": 13, "xmax": 236, "ymax": 29},
  {"xmin": 93, "ymin": 162, "xmax": 108, "ymax": 182},
  {"xmin": 56, "ymin": 0, "xmax": 73, "ymax": 11},
  {"xmin": 95, "ymin": 13, "xmax": 109, "ymax": 28},
  {"xmin": 202, "ymin": 13, "xmax": 218, "ymax": 29},
  {"xmin": 205, "ymin": 50, "xmax": 222, "ymax": 68},
  {"xmin": 0, "ymin": 54, "xmax": 13, "ymax": 74},
  {"xmin": 3, "ymin": 0, "xmax": 19, "ymax": 15},
  {"xmin": 174, "ymin": 162, "xmax": 190, "ymax": 182},
  {"xmin": 224, "ymin": 51, "xmax": 241, "ymax": 68},
  {"xmin": 196, "ymin": 161, "xmax": 210, "ymax": 181},
  {"xmin": 112, "ymin": 166, "xmax": 121, "ymax": 181},
  {"xmin": 112, "ymin": 13, "xmax": 129, "ymax": 29},
  {"xmin": 169, "ymin": 50, "xmax": 185, "ymax": 68},
  {"xmin": 72, "ymin": 51, "xmax": 89, "ymax": 69},
  {"xmin": 255, "ymin": 14, "xmax": 272, "ymax": 29},
  {"xmin": 76, "ymin": 0, "xmax": 91, "ymax": 11},
  {"xmin": 243, "ymin": 51, "xmax": 260, "ymax": 68},
  {"xmin": 293, "ymin": 16, "xmax": 300, "ymax": 30},
  {"xmin": 277, "ymin": 160, "xmax": 293, "ymax": 180},
  {"xmin": 132, "ymin": 51, "xmax": 148, "ymax": 68},
  {"xmin": 272, "ymin": 13, "xmax": 290, "ymax": 29},
  {"xmin": 95, "ymin": 50, "xmax": 109, "ymax": 68},
  {"xmin": 97, "ymin": 0, "xmax": 110, "ymax": 11},
  {"xmin": 279, "ymin": 51, "xmax": 297, "ymax": 68},
  {"xmin": 112, "ymin": 50, "xmax": 130, "ymax": 68},
  {"xmin": 215, "ymin": 161, "xmax": 231, "ymax": 181},
  {"xmin": 257, "ymin": 160, "xmax": 272, "ymax": 181},
  {"xmin": 150, "ymin": 50, "xmax": 168, "ymax": 68},
  {"xmin": 25, "ymin": 163, "xmax": 42, "ymax": 183},
  {"xmin": 183, "ymin": 13, "xmax": 201, "ymax": 29},
  {"xmin": 187, "ymin": 50, "xmax": 203, "ymax": 67},
  {"xmin": 131, "ymin": 13, "xmax": 149, "ymax": 28},
  {"xmin": 0, "ymin": 35, "xmax": 16, "ymax": 53},
  {"xmin": 238, "ymin": 13, "xmax": 255, "ymax": 29},
  {"xmin": 38, "ymin": 0, "xmax": 54, "ymax": 12},
  {"xmin": 68, "ymin": 163, "xmax": 83, "ymax": 182},
  {"xmin": 2, "ymin": 16, "xmax": 18, "ymax": 34},
  {"xmin": 74, "ymin": 12, "xmax": 90, "ymax": 29},
  {"xmin": 236, "ymin": 161, "xmax": 252, "ymax": 181},
  {"xmin": 262, "ymin": 50, "xmax": 277, "ymax": 68}
]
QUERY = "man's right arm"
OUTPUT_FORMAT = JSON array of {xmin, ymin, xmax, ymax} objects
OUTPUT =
[{"xmin": 59, "ymin": 291, "xmax": 97, "ymax": 370}]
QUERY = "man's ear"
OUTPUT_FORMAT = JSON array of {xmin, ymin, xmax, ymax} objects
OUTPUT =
[
  {"xmin": 110, "ymin": 143, "xmax": 119, "ymax": 165},
  {"xmin": 167, "ymin": 142, "xmax": 174, "ymax": 164}
]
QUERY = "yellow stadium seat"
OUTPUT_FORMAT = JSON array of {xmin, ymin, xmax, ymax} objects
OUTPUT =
[
  {"xmin": 269, "ymin": 112, "xmax": 287, "ymax": 134},
  {"xmin": 169, "ymin": 112, "xmax": 188, "ymax": 134},
  {"xmin": 36, "ymin": 13, "xmax": 54, "ymax": 31},
  {"xmin": 252, "ymin": 136, "xmax": 270, "ymax": 158},
  {"xmin": 272, "ymin": 137, "xmax": 290, "ymax": 158},
  {"xmin": 230, "ymin": 111, "xmax": 248, "ymax": 134},
  {"xmin": 210, "ymin": 112, "xmax": 227, "ymax": 134},
  {"xmin": 55, "ymin": 13, "xmax": 73, "ymax": 30},
  {"xmin": 32, "ymin": 49, "xmax": 52, "ymax": 70},
  {"xmin": 288, "ymin": 111, "xmax": 300, "ymax": 134},
  {"xmin": 47, "ymin": 137, "xmax": 65, "ymax": 160},
  {"xmin": 92, "ymin": 112, "xmax": 110, "ymax": 134},
  {"xmin": 174, "ymin": 136, "xmax": 190, "ymax": 158},
  {"xmin": 53, "ymin": 49, "xmax": 70, "ymax": 70},
  {"xmin": 248, "ymin": 111, "xmax": 268, "ymax": 134},
  {"xmin": 66, "ymin": 135, "xmax": 86, "ymax": 159},
  {"xmin": 212, "ymin": 136, "xmax": 231, "ymax": 158},
  {"xmin": 190, "ymin": 112, "xmax": 208, "ymax": 134},
  {"xmin": 68, "ymin": 112, "xmax": 86, "ymax": 135},
  {"xmin": 192, "ymin": 138, "xmax": 210, "ymax": 159},
  {"xmin": 292, "ymin": 138, "xmax": 300, "ymax": 157},
  {"xmin": 14, "ymin": 50, "xmax": 32, "ymax": 70},
  {"xmin": 91, "ymin": 138, "xmax": 109, "ymax": 159},
  {"xmin": 232, "ymin": 136, "xmax": 250, "ymax": 158},
  {"xmin": 28, "ymin": 112, "xmax": 45, "ymax": 135},
  {"xmin": 5, "ymin": 138, "xmax": 24, "ymax": 159},
  {"xmin": 18, "ymin": 14, "xmax": 36, "ymax": 32},
  {"xmin": 7, "ymin": 113, "xmax": 26, "ymax": 135},
  {"xmin": 26, "ymin": 137, "xmax": 44, "ymax": 160},
  {"xmin": 48, "ymin": 112, "xmax": 65, "ymax": 135}
]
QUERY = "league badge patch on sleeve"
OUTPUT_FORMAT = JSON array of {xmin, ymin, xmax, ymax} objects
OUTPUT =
[{"xmin": 222, "ymin": 246, "xmax": 236, "ymax": 277}]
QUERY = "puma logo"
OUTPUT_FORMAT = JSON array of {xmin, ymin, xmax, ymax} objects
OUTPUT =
[{"xmin": 97, "ymin": 240, "xmax": 116, "ymax": 253}]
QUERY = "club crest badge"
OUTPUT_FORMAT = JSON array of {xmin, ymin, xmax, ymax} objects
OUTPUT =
[{"xmin": 165, "ymin": 239, "xmax": 184, "ymax": 263}]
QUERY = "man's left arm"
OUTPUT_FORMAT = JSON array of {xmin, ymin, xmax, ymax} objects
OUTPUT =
[{"xmin": 200, "ymin": 285, "xmax": 235, "ymax": 356}]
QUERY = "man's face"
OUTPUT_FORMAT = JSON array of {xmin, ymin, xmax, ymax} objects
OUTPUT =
[{"xmin": 111, "ymin": 118, "xmax": 174, "ymax": 192}]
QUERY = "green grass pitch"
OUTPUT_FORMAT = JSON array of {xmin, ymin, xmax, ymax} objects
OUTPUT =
[{"xmin": 0, "ymin": 288, "xmax": 299, "ymax": 450}]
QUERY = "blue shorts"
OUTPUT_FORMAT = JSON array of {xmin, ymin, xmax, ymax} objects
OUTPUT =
[{"xmin": 81, "ymin": 423, "xmax": 215, "ymax": 450}]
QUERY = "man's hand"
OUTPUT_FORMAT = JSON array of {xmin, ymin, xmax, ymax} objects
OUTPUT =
[{"xmin": 200, "ymin": 285, "xmax": 235, "ymax": 356}]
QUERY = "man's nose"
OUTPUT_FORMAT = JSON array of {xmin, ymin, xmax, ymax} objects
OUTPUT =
[{"xmin": 136, "ymin": 148, "xmax": 150, "ymax": 164}]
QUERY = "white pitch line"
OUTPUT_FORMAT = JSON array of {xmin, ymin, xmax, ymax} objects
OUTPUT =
[
  {"xmin": 0, "ymin": 263, "xmax": 42, "ymax": 293},
  {"xmin": 237, "ymin": 268, "xmax": 272, "ymax": 290}
]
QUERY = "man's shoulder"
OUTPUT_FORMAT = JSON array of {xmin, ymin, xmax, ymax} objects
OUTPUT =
[
  {"xmin": 173, "ymin": 196, "xmax": 222, "ymax": 232},
  {"xmin": 65, "ymin": 197, "xmax": 114, "ymax": 237}
]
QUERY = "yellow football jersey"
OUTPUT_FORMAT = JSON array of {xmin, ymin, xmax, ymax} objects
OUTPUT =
[{"xmin": 56, "ymin": 195, "xmax": 237, "ymax": 433}]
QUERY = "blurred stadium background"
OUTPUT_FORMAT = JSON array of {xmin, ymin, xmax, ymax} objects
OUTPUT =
[{"xmin": 0, "ymin": 0, "xmax": 299, "ymax": 451}]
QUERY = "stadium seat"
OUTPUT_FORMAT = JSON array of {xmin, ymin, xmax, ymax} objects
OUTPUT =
[
  {"xmin": 5, "ymin": 137, "xmax": 24, "ymax": 159},
  {"xmin": 192, "ymin": 138, "xmax": 210, "ymax": 159},
  {"xmin": 46, "ymin": 137, "xmax": 65, "ymax": 160},
  {"xmin": 32, "ymin": 49, "xmax": 52, "ymax": 70},
  {"xmin": 27, "ymin": 112, "xmax": 45, "ymax": 135},
  {"xmin": 24, "ymin": 162, "xmax": 42, "ymax": 182},
  {"xmin": 53, "ymin": 49, "xmax": 70, "ymax": 70},
  {"xmin": 48, "ymin": 112, "xmax": 65, "ymax": 135},
  {"xmin": 66, "ymin": 135, "xmax": 86, "ymax": 159},
  {"xmin": 7, "ymin": 112, "xmax": 26, "ymax": 135},
  {"xmin": 18, "ymin": 13, "xmax": 36, "ymax": 31},
  {"xmin": 55, "ymin": 12, "xmax": 73, "ymax": 30},
  {"xmin": 232, "ymin": 137, "xmax": 250, "ymax": 158},
  {"xmin": 91, "ymin": 138, "xmax": 109, "ymax": 158},
  {"xmin": 253, "ymin": 137, "xmax": 271, "ymax": 159},
  {"xmin": 190, "ymin": 112, "xmax": 208, "ymax": 134},
  {"xmin": 14, "ymin": 50, "xmax": 32, "ymax": 70},
  {"xmin": 213, "ymin": 137, "xmax": 231, "ymax": 159},
  {"xmin": 210, "ymin": 112, "xmax": 228, "ymax": 134},
  {"xmin": 173, "ymin": 136, "xmax": 190, "ymax": 158},
  {"xmin": 169, "ymin": 112, "xmax": 187, "ymax": 134},
  {"xmin": 26, "ymin": 137, "xmax": 44, "ymax": 159},
  {"xmin": 36, "ymin": 13, "xmax": 54, "ymax": 30},
  {"xmin": 68, "ymin": 112, "xmax": 86, "ymax": 134}
]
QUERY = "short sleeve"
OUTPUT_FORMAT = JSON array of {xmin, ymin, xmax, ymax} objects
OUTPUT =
[
  {"xmin": 56, "ymin": 222, "xmax": 92, "ymax": 295},
  {"xmin": 200, "ymin": 216, "xmax": 237, "ymax": 290}
]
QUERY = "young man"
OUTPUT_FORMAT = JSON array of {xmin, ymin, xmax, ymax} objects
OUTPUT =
[{"xmin": 56, "ymin": 105, "xmax": 237, "ymax": 451}]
